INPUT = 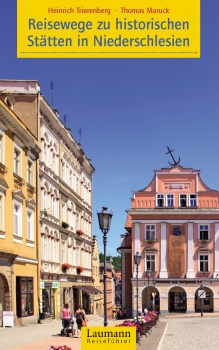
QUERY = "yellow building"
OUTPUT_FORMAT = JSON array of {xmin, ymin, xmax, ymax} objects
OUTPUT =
[
  {"xmin": 0, "ymin": 95, "xmax": 40, "ymax": 326},
  {"xmin": 91, "ymin": 235, "xmax": 103, "ymax": 315}
]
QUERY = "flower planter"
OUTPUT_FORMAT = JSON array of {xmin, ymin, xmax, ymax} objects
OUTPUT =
[{"xmin": 62, "ymin": 221, "xmax": 69, "ymax": 229}]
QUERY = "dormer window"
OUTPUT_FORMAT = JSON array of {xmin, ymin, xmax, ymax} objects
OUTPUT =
[{"xmin": 157, "ymin": 194, "xmax": 164, "ymax": 207}]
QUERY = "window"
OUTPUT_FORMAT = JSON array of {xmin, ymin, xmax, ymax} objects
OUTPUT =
[
  {"xmin": 43, "ymin": 236, "xmax": 47, "ymax": 260},
  {"xmin": 69, "ymin": 247, "xmax": 73, "ymax": 265},
  {"xmin": 76, "ymin": 177, "xmax": 79, "ymax": 193},
  {"xmin": 62, "ymin": 162, "xmax": 65, "ymax": 181},
  {"xmin": 145, "ymin": 253, "xmax": 155, "ymax": 272},
  {"xmin": 157, "ymin": 194, "xmax": 164, "ymax": 207},
  {"xmin": 190, "ymin": 194, "xmax": 197, "ymax": 206},
  {"xmin": 53, "ymin": 236, "xmax": 56, "ymax": 263},
  {"xmin": 199, "ymin": 225, "xmax": 209, "ymax": 240},
  {"xmin": 43, "ymin": 190, "xmax": 47, "ymax": 211},
  {"xmin": 43, "ymin": 143, "xmax": 47, "ymax": 162},
  {"xmin": 27, "ymin": 159, "xmax": 33, "ymax": 185},
  {"xmin": 27, "ymin": 210, "xmax": 34, "ymax": 240},
  {"xmin": 0, "ymin": 134, "xmax": 3, "ymax": 163},
  {"xmin": 179, "ymin": 194, "xmax": 187, "ymax": 207},
  {"xmin": 76, "ymin": 214, "xmax": 79, "ymax": 230},
  {"xmin": 199, "ymin": 253, "xmax": 209, "ymax": 272},
  {"xmin": 62, "ymin": 203, "xmax": 66, "ymax": 222},
  {"xmin": 62, "ymin": 242, "xmax": 66, "ymax": 263},
  {"xmin": 52, "ymin": 197, "xmax": 56, "ymax": 217},
  {"xmin": 14, "ymin": 147, "xmax": 21, "ymax": 175},
  {"xmin": 14, "ymin": 202, "xmax": 22, "ymax": 236},
  {"xmin": 204, "ymin": 292, "xmax": 210, "ymax": 305},
  {"xmin": 0, "ymin": 191, "xmax": 3, "ymax": 231},
  {"xmin": 167, "ymin": 194, "xmax": 174, "ymax": 207},
  {"xmin": 145, "ymin": 225, "xmax": 155, "ymax": 240},
  {"xmin": 69, "ymin": 170, "xmax": 72, "ymax": 188},
  {"xmin": 16, "ymin": 277, "xmax": 34, "ymax": 317}
]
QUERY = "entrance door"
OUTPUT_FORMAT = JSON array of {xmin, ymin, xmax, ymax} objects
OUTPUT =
[
  {"xmin": 42, "ymin": 289, "xmax": 55, "ymax": 318},
  {"xmin": 0, "ymin": 276, "xmax": 4, "ymax": 326},
  {"xmin": 170, "ymin": 292, "xmax": 186, "ymax": 312}
]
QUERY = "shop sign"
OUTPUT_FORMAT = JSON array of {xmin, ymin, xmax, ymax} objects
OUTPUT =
[
  {"xmin": 3, "ymin": 311, "xmax": 14, "ymax": 328},
  {"xmin": 52, "ymin": 282, "xmax": 60, "ymax": 289},
  {"xmin": 40, "ymin": 281, "xmax": 45, "ymax": 289}
]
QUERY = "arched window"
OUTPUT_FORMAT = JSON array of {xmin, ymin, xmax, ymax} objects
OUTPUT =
[{"xmin": 43, "ymin": 236, "xmax": 47, "ymax": 260}]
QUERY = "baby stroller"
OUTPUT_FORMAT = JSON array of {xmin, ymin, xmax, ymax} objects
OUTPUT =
[{"xmin": 61, "ymin": 315, "xmax": 75, "ymax": 337}]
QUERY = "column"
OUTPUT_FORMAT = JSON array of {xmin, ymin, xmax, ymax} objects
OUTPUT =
[
  {"xmin": 213, "ymin": 223, "xmax": 219, "ymax": 278},
  {"xmin": 186, "ymin": 222, "xmax": 195, "ymax": 278},
  {"xmin": 133, "ymin": 222, "xmax": 141, "ymax": 277},
  {"xmin": 160, "ymin": 222, "xmax": 168, "ymax": 278}
]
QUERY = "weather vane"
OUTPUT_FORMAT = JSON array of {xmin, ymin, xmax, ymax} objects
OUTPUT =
[{"xmin": 166, "ymin": 146, "xmax": 180, "ymax": 166}]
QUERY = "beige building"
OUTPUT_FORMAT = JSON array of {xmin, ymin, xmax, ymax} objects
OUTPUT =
[
  {"xmin": 91, "ymin": 236, "xmax": 103, "ymax": 315},
  {"xmin": 0, "ymin": 93, "xmax": 40, "ymax": 326}
]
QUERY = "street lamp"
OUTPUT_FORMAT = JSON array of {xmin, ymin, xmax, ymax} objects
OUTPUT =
[
  {"xmin": 147, "ymin": 269, "xmax": 151, "ymax": 310},
  {"xmin": 199, "ymin": 283, "xmax": 205, "ymax": 317},
  {"xmin": 97, "ymin": 206, "xmax": 113, "ymax": 327},
  {"xmin": 134, "ymin": 252, "xmax": 141, "ymax": 317}
]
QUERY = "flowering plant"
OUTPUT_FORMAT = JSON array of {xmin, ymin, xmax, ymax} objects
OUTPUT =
[
  {"xmin": 76, "ymin": 229, "xmax": 84, "ymax": 236},
  {"xmin": 121, "ymin": 320, "xmax": 142, "ymax": 333},
  {"xmin": 133, "ymin": 316, "xmax": 146, "ymax": 324},
  {"xmin": 62, "ymin": 263, "xmax": 71, "ymax": 270},
  {"xmin": 76, "ymin": 266, "xmax": 84, "ymax": 272},
  {"xmin": 48, "ymin": 346, "xmax": 72, "ymax": 350}
]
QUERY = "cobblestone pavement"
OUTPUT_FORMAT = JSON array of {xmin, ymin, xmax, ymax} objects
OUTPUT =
[
  {"xmin": 160, "ymin": 316, "xmax": 219, "ymax": 350},
  {"xmin": 0, "ymin": 318, "xmax": 123, "ymax": 350}
]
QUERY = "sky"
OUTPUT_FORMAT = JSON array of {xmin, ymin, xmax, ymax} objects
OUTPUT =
[{"xmin": 1, "ymin": 1, "xmax": 219, "ymax": 256}]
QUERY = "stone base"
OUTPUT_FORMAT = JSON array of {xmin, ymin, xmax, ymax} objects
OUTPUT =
[
  {"xmin": 18, "ymin": 315, "xmax": 39, "ymax": 326},
  {"xmin": 159, "ymin": 271, "xmax": 168, "ymax": 278}
]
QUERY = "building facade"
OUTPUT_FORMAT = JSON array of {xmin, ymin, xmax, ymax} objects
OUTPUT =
[
  {"xmin": 119, "ymin": 164, "xmax": 219, "ymax": 317},
  {"xmin": 0, "ymin": 95, "xmax": 40, "ymax": 326},
  {"xmin": 91, "ymin": 235, "xmax": 103, "ymax": 316},
  {"xmin": 0, "ymin": 80, "xmax": 95, "ymax": 321},
  {"xmin": 100, "ymin": 259, "xmax": 114, "ymax": 320}
]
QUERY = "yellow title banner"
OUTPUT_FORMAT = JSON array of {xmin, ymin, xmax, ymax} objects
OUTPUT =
[
  {"xmin": 17, "ymin": 0, "xmax": 200, "ymax": 58},
  {"xmin": 81, "ymin": 327, "xmax": 136, "ymax": 350}
]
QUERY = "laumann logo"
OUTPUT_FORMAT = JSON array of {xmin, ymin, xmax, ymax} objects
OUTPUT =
[
  {"xmin": 86, "ymin": 328, "xmax": 131, "ymax": 343},
  {"xmin": 82, "ymin": 326, "xmax": 136, "ymax": 349}
]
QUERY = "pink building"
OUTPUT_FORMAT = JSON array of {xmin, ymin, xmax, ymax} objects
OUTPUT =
[{"xmin": 118, "ymin": 164, "xmax": 219, "ymax": 316}]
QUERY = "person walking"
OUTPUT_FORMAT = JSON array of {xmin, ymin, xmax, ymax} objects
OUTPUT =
[
  {"xmin": 112, "ymin": 309, "xmax": 116, "ymax": 321},
  {"xmin": 143, "ymin": 307, "xmax": 148, "ymax": 316},
  {"xmin": 75, "ymin": 305, "xmax": 88, "ymax": 338},
  {"xmin": 61, "ymin": 303, "xmax": 71, "ymax": 337}
]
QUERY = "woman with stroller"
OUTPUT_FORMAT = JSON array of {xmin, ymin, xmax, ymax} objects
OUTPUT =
[
  {"xmin": 61, "ymin": 303, "xmax": 71, "ymax": 337},
  {"xmin": 75, "ymin": 305, "xmax": 88, "ymax": 338}
]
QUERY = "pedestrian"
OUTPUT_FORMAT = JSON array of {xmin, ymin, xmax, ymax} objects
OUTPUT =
[
  {"xmin": 75, "ymin": 305, "xmax": 88, "ymax": 338},
  {"xmin": 143, "ymin": 307, "xmax": 148, "ymax": 316},
  {"xmin": 117, "ymin": 309, "xmax": 120, "ymax": 320},
  {"xmin": 112, "ymin": 309, "xmax": 116, "ymax": 321},
  {"xmin": 61, "ymin": 303, "xmax": 71, "ymax": 337},
  {"xmin": 138, "ymin": 307, "xmax": 142, "ymax": 316}
]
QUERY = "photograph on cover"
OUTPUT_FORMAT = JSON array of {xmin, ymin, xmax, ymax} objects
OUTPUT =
[{"xmin": 0, "ymin": 1, "xmax": 219, "ymax": 349}]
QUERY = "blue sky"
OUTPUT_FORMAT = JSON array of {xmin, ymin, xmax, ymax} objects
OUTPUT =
[{"xmin": 1, "ymin": 1, "xmax": 219, "ymax": 256}]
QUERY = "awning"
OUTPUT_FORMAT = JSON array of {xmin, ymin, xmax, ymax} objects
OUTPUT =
[
  {"xmin": 85, "ymin": 286, "xmax": 102, "ymax": 294},
  {"xmin": 73, "ymin": 285, "xmax": 90, "ymax": 293},
  {"xmin": 73, "ymin": 285, "xmax": 102, "ymax": 294}
]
